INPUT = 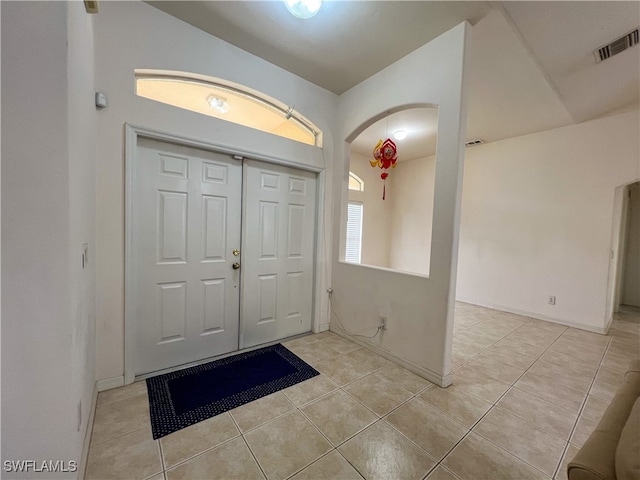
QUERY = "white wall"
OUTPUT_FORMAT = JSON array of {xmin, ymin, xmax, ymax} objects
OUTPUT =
[
  {"xmin": 332, "ymin": 22, "xmax": 471, "ymax": 386},
  {"xmin": 348, "ymin": 153, "xmax": 392, "ymax": 268},
  {"xmin": 388, "ymin": 155, "xmax": 437, "ymax": 276},
  {"xmin": 457, "ymin": 110, "xmax": 640, "ymax": 332},
  {"xmin": 1, "ymin": 1, "xmax": 97, "ymax": 476},
  {"xmin": 93, "ymin": 1, "xmax": 338, "ymax": 382},
  {"xmin": 622, "ymin": 182, "xmax": 640, "ymax": 307}
]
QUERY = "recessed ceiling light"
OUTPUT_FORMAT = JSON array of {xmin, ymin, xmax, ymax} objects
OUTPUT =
[
  {"xmin": 284, "ymin": 0, "xmax": 322, "ymax": 19},
  {"xmin": 393, "ymin": 130, "xmax": 407, "ymax": 140},
  {"xmin": 207, "ymin": 95, "xmax": 230, "ymax": 113}
]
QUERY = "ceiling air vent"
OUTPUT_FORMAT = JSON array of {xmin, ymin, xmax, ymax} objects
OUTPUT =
[
  {"xmin": 465, "ymin": 139, "xmax": 484, "ymax": 148},
  {"xmin": 595, "ymin": 28, "xmax": 639, "ymax": 63}
]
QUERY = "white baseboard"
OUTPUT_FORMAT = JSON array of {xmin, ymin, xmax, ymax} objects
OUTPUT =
[
  {"xmin": 78, "ymin": 382, "xmax": 98, "ymax": 480},
  {"xmin": 329, "ymin": 325, "xmax": 450, "ymax": 387},
  {"xmin": 97, "ymin": 375, "xmax": 125, "ymax": 392},
  {"xmin": 456, "ymin": 297, "xmax": 609, "ymax": 335},
  {"xmin": 314, "ymin": 323, "xmax": 330, "ymax": 333}
]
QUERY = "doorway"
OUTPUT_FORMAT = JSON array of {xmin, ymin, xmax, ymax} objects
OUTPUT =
[{"xmin": 127, "ymin": 134, "xmax": 318, "ymax": 377}]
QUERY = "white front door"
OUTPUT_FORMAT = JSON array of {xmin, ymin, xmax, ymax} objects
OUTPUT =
[
  {"xmin": 133, "ymin": 138, "xmax": 242, "ymax": 375},
  {"xmin": 241, "ymin": 160, "xmax": 317, "ymax": 348}
]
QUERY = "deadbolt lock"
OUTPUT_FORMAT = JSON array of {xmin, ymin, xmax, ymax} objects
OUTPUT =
[
  {"xmin": 233, "ymin": 249, "xmax": 240, "ymax": 256},
  {"xmin": 232, "ymin": 262, "xmax": 241, "ymax": 270}
]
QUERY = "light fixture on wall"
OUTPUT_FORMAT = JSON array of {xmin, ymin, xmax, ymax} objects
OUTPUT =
[
  {"xmin": 207, "ymin": 95, "xmax": 230, "ymax": 113},
  {"xmin": 393, "ymin": 130, "xmax": 407, "ymax": 140},
  {"xmin": 284, "ymin": 0, "xmax": 322, "ymax": 19}
]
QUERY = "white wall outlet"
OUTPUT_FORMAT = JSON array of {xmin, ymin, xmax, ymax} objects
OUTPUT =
[
  {"xmin": 380, "ymin": 316, "xmax": 387, "ymax": 330},
  {"xmin": 548, "ymin": 295, "xmax": 556, "ymax": 305}
]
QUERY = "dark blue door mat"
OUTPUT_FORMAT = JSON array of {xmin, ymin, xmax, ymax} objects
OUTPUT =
[{"xmin": 146, "ymin": 343, "xmax": 319, "ymax": 439}]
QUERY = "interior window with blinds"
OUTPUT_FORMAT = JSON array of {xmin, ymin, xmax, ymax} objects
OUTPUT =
[{"xmin": 345, "ymin": 202, "xmax": 363, "ymax": 263}]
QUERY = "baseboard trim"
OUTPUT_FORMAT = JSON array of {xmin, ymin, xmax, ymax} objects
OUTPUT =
[
  {"xmin": 456, "ymin": 297, "xmax": 609, "ymax": 335},
  {"xmin": 78, "ymin": 382, "xmax": 98, "ymax": 480},
  {"xmin": 97, "ymin": 375, "xmax": 125, "ymax": 392},
  {"xmin": 329, "ymin": 325, "xmax": 450, "ymax": 387},
  {"xmin": 314, "ymin": 323, "xmax": 330, "ymax": 333}
]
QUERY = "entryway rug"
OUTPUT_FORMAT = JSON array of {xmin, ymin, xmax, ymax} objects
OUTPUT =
[{"xmin": 146, "ymin": 343, "xmax": 319, "ymax": 439}]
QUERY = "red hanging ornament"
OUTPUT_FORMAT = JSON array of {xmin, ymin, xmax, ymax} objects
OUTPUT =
[{"xmin": 370, "ymin": 138, "xmax": 398, "ymax": 200}]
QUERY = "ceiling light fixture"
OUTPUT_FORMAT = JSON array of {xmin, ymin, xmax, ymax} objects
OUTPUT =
[
  {"xmin": 393, "ymin": 130, "xmax": 407, "ymax": 140},
  {"xmin": 207, "ymin": 95, "xmax": 230, "ymax": 113},
  {"xmin": 284, "ymin": 0, "xmax": 322, "ymax": 19}
]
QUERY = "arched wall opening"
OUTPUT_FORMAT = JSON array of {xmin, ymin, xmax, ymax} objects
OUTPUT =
[
  {"xmin": 343, "ymin": 105, "xmax": 439, "ymax": 277},
  {"xmin": 329, "ymin": 22, "xmax": 472, "ymax": 386}
]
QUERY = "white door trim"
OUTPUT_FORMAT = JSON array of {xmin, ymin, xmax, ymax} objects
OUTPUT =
[{"xmin": 124, "ymin": 124, "xmax": 325, "ymax": 384}]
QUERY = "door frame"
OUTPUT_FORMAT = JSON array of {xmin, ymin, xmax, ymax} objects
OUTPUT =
[{"xmin": 124, "ymin": 124, "xmax": 326, "ymax": 384}]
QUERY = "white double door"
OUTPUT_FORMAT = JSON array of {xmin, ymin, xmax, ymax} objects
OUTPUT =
[{"xmin": 132, "ymin": 137, "xmax": 316, "ymax": 376}]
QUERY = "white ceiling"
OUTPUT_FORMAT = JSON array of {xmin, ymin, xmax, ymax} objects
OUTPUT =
[{"xmin": 148, "ymin": 1, "xmax": 640, "ymax": 160}]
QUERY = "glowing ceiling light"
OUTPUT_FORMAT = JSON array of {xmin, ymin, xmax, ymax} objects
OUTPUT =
[
  {"xmin": 393, "ymin": 130, "xmax": 407, "ymax": 140},
  {"xmin": 207, "ymin": 95, "xmax": 230, "ymax": 113},
  {"xmin": 284, "ymin": 0, "xmax": 322, "ymax": 19}
]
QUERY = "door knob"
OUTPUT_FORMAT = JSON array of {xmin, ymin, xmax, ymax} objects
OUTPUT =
[
  {"xmin": 233, "ymin": 249, "xmax": 240, "ymax": 256},
  {"xmin": 232, "ymin": 262, "xmax": 241, "ymax": 270}
]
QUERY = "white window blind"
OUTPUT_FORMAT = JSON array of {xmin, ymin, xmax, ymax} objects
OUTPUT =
[{"xmin": 345, "ymin": 202, "xmax": 363, "ymax": 263}]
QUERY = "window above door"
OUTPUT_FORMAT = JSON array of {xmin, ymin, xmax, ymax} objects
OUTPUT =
[{"xmin": 135, "ymin": 70, "xmax": 322, "ymax": 147}]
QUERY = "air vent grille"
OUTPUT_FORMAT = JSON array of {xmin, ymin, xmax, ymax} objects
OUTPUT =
[
  {"xmin": 595, "ymin": 28, "xmax": 639, "ymax": 63},
  {"xmin": 465, "ymin": 139, "xmax": 484, "ymax": 148}
]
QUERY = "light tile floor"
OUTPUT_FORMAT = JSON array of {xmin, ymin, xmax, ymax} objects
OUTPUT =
[{"xmin": 86, "ymin": 303, "xmax": 640, "ymax": 480}]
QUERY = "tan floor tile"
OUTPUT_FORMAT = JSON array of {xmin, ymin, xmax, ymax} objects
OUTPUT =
[
  {"xmin": 426, "ymin": 465, "xmax": 460, "ymax": 480},
  {"xmin": 244, "ymin": 411, "xmax": 332, "ymax": 480},
  {"xmin": 570, "ymin": 395, "xmax": 610, "ymax": 447},
  {"xmin": 443, "ymin": 432, "xmax": 548, "ymax": 480},
  {"xmin": 146, "ymin": 474, "xmax": 165, "ymax": 480},
  {"xmin": 376, "ymin": 363, "xmax": 434, "ymax": 394},
  {"xmin": 160, "ymin": 412, "xmax": 240, "ymax": 468},
  {"xmin": 560, "ymin": 328, "xmax": 609, "ymax": 347},
  {"xmin": 282, "ymin": 334, "xmax": 318, "ymax": 349},
  {"xmin": 91, "ymin": 393, "xmax": 150, "ymax": 446},
  {"xmin": 166, "ymin": 437, "xmax": 265, "ymax": 480},
  {"xmin": 386, "ymin": 398, "xmax": 468, "ymax": 461},
  {"xmin": 314, "ymin": 355, "xmax": 374, "ymax": 386},
  {"xmin": 480, "ymin": 345, "xmax": 538, "ymax": 370},
  {"xmin": 97, "ymin": 381, "xmax": 148, "ymax": 407},
  {"xmin": 419, "ymin": 384, "xmax": 492, "ymax": 428},
  {"xmin": 495, "ymin": 337, "xmax": 548, "ymax": 357},
  {"xmin": 600, "ymin": 348, "xmax": 637, "ymax": 373},
  {"xmin": 589, "ymin": 366, "xmax": 625, "ymax": 402},
  {"xmin": 464, "ymin": 354, "xmax": 526, "ymax": 385},
  {"xmin": 453, "ymin": 365, "xmax": 511, "ymax": 403},
  {"xmin": 282, "ymin": 375, "xmax": 338, "ymax": 407},
  {"xmin": 540, "ymin": 349, "xmax": 600, "ymax": 376},
  {"xmin": 546, "ymin": 339, "xmax": 606, "ymax": 363},
  {"xmin": 86, "ymin": 428, "xmax": 161, "ymax": 480},
  {"xmin": 344, "ymin": 373, "xmax": 413, "ymax": 416},
  {"xmin": 473, "ymin": 407, "xmax": 565, "ymax": 476},
  {"xmin": 554, "ymin": 444, "xmax": 580, "ymax": 480},
  {"xmin": 497, "ymin": 387, "xmax": 577, "ymax": 440},
  {"xmin": 302, "ymin": 390, "xmax": 377, "ymax": 445},
  {"xmin": 230, "ymin": 392, "xmax": 295, "ymax": 433},
  {"xmin": 515, "ymin": 371, "xmax": 586, "ymax": 412},
  {"xmin": 319, "ymin": 336, "xmax": 362, "ymax": 354},
  {"xmin": 289, "ymin": 451, "xmax": 363, "ymax": 480},
  {"xmin": 339, "ymin": 421, "xmax": 436, "ymax": 480},
  {"xmin": 524, "ymin": 319, "xmax": 567, "ymax": 334},
  {"xmin": 343, "ymin": 348, "xmax": 394, "ymax": 371},
  {"xmin": 526, "ymin": 360, "xmax": 593, "ymax": 394},
  {"xmin": 286, "ymin": 343, "xmax": 342, "ymax": 365}
]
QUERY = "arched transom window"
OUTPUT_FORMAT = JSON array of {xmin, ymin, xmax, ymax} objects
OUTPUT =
[{"xmin": 135, "ymin": 70, "xmax": 322, "ymax": 147}]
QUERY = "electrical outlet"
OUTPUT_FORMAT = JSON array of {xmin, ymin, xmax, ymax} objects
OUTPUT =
[
  {"xmin": 380, "ymin": 316, "xmax": 387, "ymax": 330},
  {"xmin": 548, "ymin": 296, "xmax": 556, "ymax": 305}
]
